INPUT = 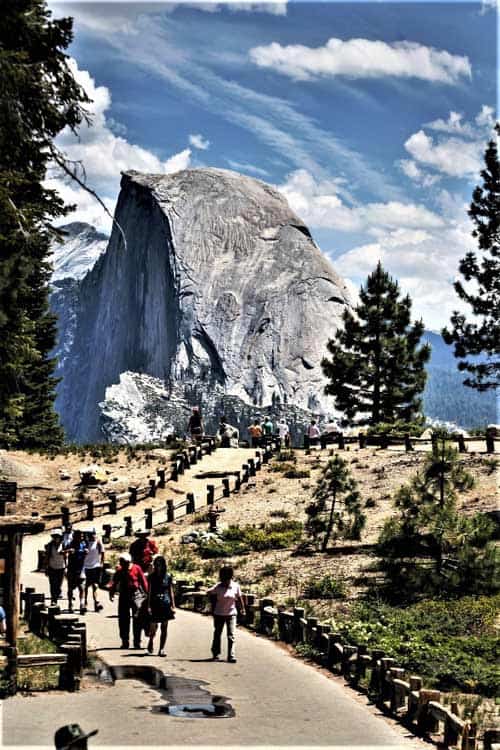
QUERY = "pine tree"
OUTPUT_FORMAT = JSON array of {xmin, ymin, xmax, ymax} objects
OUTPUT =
[
  {"xmin": 0, "ymin": 0, "xmax": 89, "ymax": 446},
  {"xmin": 306, "ymin": 456, "xmax": 365, "ymax": 552},
  {"xmin": 378, "ymin": 436, "xmax": 498, "ymax": 597},
  {"xmin": 322, "ymin": 262, "xmax": 431, "ymax": 427},
  {"xmin": 443, "ymin": 127, "xmax": 500, "ymax": 391}
]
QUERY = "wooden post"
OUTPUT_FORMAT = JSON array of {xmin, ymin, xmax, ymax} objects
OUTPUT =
[
  {"xmin": 358, "ymin": 433, "xmax": 366, "ymax": 449},
  {"xmin": 248, "ymin": 459, "xmax": 256, "ymax": 476},
  {"xmin": 303, "ymin": 434, "xmax": 310, "ymax": 449},
  {"xmin": 458, "ymin": 434, "xmax": 467, "ymax": 453},
  {"xmin": 128, "ymin": 486, "xmax": 138, "ymax": 506},
  {"xmin": 241, "ymin": 464, "xmax": 249, "ymax": 484},
  {"xmin": 486, "ymin": 429, "xmax": 495, "ymax": 454},
  {"xmin": 167, "ymin": 500, "xmax": 175, "ymax": 522},
  {"xmin": 102, "ymin": 524, "xmax": 112, "ymax": 543},
  {"xmin": 222, "ymin": 478, "xmax": 230, "ymax": 498},
  {"xmin": 293, "ymin": 607, "xmax": 305, "ymax": 643},
  {"xmin": 157, "ymin": 468, "xmax": 166, "ymax": 489},
  {"xmin": 186, "ymin": 493, "xmax": 195, "ymax": 515},
  {"xmin": 61, "ymin": 506, "xmax": 70, "ymax": 527},
  {"xmin": 417, "ymin": 689, "xmax": 441, "ymax": 733},
  {"xmin": 338, "ymin": 433, "xmax": 345, "ymax": 450},
  {"xmin": 245, "ymin": 594, "xmax": 255, "ymax": 627},
  {"xmin": 405, "ymin": 434, "xmax": 413, "ymax": 452},
  {"xmin": 145, "ymin": 508, "xmax": 153, "ymax": 530},
  {"xmin": 6, "ymin": 532, "xmax": 22, "ymax": 647},
  {"xmin": 176, "ymin": 454, "xmax": 185, "ymax": 475},
  {"xmin": 59, "ymin": 644, "xmax": 82, "ymax": 691},
  {"xmin": 86, "ymin": 500, "xmax": 94, "ymax": 521},
  {"xmin": 234, "ymin": 471, "xmax": 241, "ymax": 492},
  {"xmin": 124, "ymin": 516, "xmax": 133, "ymax": 537},
  {"xmin": 108, "ymin": 492, "xmax": 117, "ymax": 515},
  {"xmin": 207, "ymin": 485, "xmax": 215, "ymax": 506},
  {"xmin": 148, "ymin": 479, "xmax": 157, "ymax": 498}
]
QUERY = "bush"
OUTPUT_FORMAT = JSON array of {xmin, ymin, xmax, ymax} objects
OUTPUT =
[
  {"xmin": 302, "ymin": 574, "xmax": 347, "ymax": 599},
  {"xmin": 169, "ymin": 552, "xmax": 197, "ymax": 573},
  {"xmin": 295, "ymin": 642, "xmax": 323, "ymax": 660},
  {"xmin": 275, "ymin": 450, "xmax": 296, "ymax": 463},
  {"xmin": 269, "ymin": 462, "xmax": 296, "ymax": 474},
  {"xmin": 284, "ymin": 468, "xmax": 310, "ymax": 479},
  {"xmin": 337, "ymin": 595, "xmax": 500, "ymax": 697},
  {"xmin": 109, "ymin": 538, "xmax": 130, "ymax": 551},
  {"xmin": 269, "ymin": 509, "xmax": 290, "ymax": 519},
  {"xmin": 260, "ymin": 562, "xmax": 280, "ymax": 577},
  {"xmin": 197, "ymin": 520, "xmax": 303, "ymax": 558}
]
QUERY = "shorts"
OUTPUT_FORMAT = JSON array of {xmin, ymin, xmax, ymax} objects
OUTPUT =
[
  {"xmin": 67, "ymin": 570, "xmax": 85, "ymax": 588},
  {"xmin": 84, "ymin": 567, "xmax": 102, "ymax": 586}
]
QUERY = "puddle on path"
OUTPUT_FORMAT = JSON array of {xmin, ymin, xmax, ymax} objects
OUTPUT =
[{"xmin": 92, "ymin": 658, "xmax": 234, "ymax": 719}]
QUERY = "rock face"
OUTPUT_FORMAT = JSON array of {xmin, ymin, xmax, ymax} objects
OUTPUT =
[{"xmin": 53, "ymin": 168, "xmax": 351, "ymax": 442}]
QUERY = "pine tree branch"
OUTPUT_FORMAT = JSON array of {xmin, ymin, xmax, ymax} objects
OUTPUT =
[
  {"xmin": 51, "ymin": 148, "xmax": 128, "ymax": 251},
  {"xmin": 7, "ymin": 197, "xmax": 29, "ymax": 238}
]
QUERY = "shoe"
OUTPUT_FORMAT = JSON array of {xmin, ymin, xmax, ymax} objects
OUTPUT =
[
  {"xmin": 80, "ymin": 606, "xmax": 87, "ymax": 615},
  {"xmin": 228, "ymin": 657, "xmax": 237, "ymax": 663},
  {"xmin": 133, "ymin": 643, "xmax": 141, "ymax": 650},
  {"xmin": 121, "ymin": 642, "xmax": 130, "ymax": 649},
  {"xmin": 211, "ymin": 655, "xmax": 221, "ymax": 661},
  {"xmin": 94, "ymin": 602, "xmax": 103, "ymax": 612},
  {"xmin": 158, "ymin": 650, "xmax": 166, "ymax": 657}
]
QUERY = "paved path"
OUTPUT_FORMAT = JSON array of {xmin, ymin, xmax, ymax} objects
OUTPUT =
[{"xmin": 2, "ymin": 449, "xmax": 423, "ymax": 749}]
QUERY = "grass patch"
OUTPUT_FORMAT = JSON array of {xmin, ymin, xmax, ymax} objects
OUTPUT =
[
  {"xmin": 260, "ymin": 562, "xmax": 281, "ymax": 577},
  {"xmin": 302, "ymin": 574, "xmax": 348, "ymax": 600},
  {"xmin": 108, "ymin": 538, "xmax": 130, "ymax": 551},
  {"xmin": 295, "ymin": 642, "xmax": 323, "ymax": 660},
  {"xmin": 284, "ymin": 468, "xmax": 310, "ymax": 479},
  {"xmin": 269, "ymin": 509, "xmax": 290, "ymax": 519},
  {"xmin": 17, "ymin": 631, "xmax": 60, "ymax": 692},
  {"xmin": 168, "ymin": 552, "xmax": 198, "ymax": 573}
]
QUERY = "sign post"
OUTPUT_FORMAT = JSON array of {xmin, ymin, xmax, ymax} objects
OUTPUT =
[{"xmin": 0, "ymin": 482, "xmax": 17, "ymax": 516}]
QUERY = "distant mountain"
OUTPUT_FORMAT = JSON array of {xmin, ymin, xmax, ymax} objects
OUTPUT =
[
  {"xmin": 50, "ymin": 222, "xmax": 108, "ymax": 282},
  {"xmin": 423, "ymin": 331, "xmax": 497, "ymax": 429}
]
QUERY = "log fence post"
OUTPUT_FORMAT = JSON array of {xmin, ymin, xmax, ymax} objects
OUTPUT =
[
  {"xmin": 108, "ymin": 493, "xmax": 117, "ymax": 515},
  {"xmin": 358, "ymin": 433, "xmax": 366, "ymax": 449},
  {"xmin": 145, "ymin": 508, "xmax": 153, "ymax": 530},
  {"xmin": 186, "ymin": 493, "xmax": 195, "ymax": 515},
  {"xmin": 128, "ymin": 486, "xmax": 138, "ymax": 506},
  {"xmin": 222, "ymin": 478, "xmax": 230, "ymax": 498},
  {"xmin": 148, "ymin": 479, "xmax": 156, "ymax": 498},
  {"xmin": 157, "ymin": 468, "xmax": 166, "ymax": 489},
  {"xmin": 124, "ymin": 516, "xmax": 133, "ymax": 537},
  {"xmin": 405, "ymin": 435, "xmax": 413, "ymax": 452},
  {"xmin": 207, "ymin": 485, "xmax": 215, "ymax": 506},
  {"xmin": 86, "ymin": 500, "xmax": 94, "ymax": 521},
  {"xmin": 167, "ymin": 500, "xmax": 175, "ymax": 522}
]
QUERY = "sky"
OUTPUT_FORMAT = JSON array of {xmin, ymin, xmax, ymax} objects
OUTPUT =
[{"xmin": 48, "ymin": 0, "xmax": 498, "ymax": 330}]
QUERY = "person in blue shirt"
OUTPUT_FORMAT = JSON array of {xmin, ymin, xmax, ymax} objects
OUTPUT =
[
  {"xmin": 66, "ymin": 529, "xmax": 88, "ymax": 614},
  {"xmin": 0, "ymin": 605, "xmax": 6, "ymax": 636}
]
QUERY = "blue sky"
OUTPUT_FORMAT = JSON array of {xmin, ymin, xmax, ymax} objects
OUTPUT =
[{"xmin": 49, "ymin": 1, "xmax": 498, "ymax": 329}]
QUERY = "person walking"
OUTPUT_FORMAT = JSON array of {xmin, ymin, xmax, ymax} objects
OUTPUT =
[
  {"xmin": 66, "ymin": 529, "xmax": 88, "ymax": 614},
  {"xmin": 263, "ymin": 417, "xmax": 274, "ymax": 439},
  {"xmin": 129, "ymin": 530, "xmax": 158, "ymax": 573},
  {"xmin": 83, "ymin": 528, "xmax": 105, "ymax": 612},
  {"xmin": 146, "ymin": 556, "xmax": 176, "ymax": 657},
  {"xmin": 45, "ymin": 530, "xmax": 66, "ymax": 606},
  {"xmin": 277, "ymin": 418, "xmax": 290, "ymax": 448},
  {"xmin": 187, "ymin": 406, "xmax": 203, "ymax": 443},
  {"xmin": 308, "ymin": 419, "xmax": 321, "ymax": 446},
  {"xmin": 207, "ymin": 566, "xmax": 246, "ymax": 663},
  {"xmin": 109, "ymin": 553, "xmax": 148, "ymax": 649}
]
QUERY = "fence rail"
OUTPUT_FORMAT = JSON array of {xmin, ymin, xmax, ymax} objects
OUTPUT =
[{"xmin": 305, "ymin": 430, "xmax": 498, "ymax": 454}]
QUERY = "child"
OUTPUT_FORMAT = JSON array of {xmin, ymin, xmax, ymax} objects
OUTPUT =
[{"xmin": 207, "ymin": 566, "xmax": 245, "ymax": 663}]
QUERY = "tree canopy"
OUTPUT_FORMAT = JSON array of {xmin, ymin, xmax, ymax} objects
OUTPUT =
[
  {"xmin": 322, "ymin": 262, "xmax": 430, "ymax": 428},
  {"xmin": 443, "ymin": 126, "xmax": 500, "ymax": 391},
  {"xmin": 0, "ymin": 0, "xmax": 89, "ymax": 446}
]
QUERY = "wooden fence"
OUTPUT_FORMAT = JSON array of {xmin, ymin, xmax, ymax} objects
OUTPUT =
[
  {"xmin": 5, "ymin": 586, "xmax": 89, "ymax": 694},
  {"xmin": 175, "ymin": 583, "xmax": 498, "ymax": 750},
  {"xmin": 305, "ymin": 431, "xmax": 498, "ymax": 453}
]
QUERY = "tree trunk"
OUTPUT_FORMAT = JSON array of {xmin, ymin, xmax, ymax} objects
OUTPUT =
[{"xmin": 322, "ymin": 490, "xmax": 337, "ymax": 552}]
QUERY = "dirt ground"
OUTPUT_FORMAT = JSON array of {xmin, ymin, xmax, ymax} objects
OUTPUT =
[{"xmin": 149, "ymin": 444, "xmax": 498, "ymax": 618}]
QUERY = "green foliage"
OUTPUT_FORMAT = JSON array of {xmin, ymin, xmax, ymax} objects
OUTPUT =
[
  {"xmin": 295, "ymin": 642, "xmax": 323, "ymax": 660},
  {"xmin": 306, "ymin": 456, "xmax": 366, "ymax": 551},
  {"xmin": 378, "ymin": 439, "xmax": 498, "ymax": 598},
  {"xmin": 443, "ymin": 126, "xmax": 500, "ymax": 391},
  {"xmin": 269, "ymin": 509, "xmax": 290, "ymax": 519},
  {"xmin": 108, "ymin": 538, "xmax": 130, "ymax": 551},
  {"xmin": 336, "ymin": 595, "xmax": 500, "ymax": 696},
  {"xmin": 284, "ymin": 468, "xmax": 310, "ymax": 479},
  {"xmin": 302, "ymin": 574, "xmax": 347, "ymax": 599},
  {"xmin": 17, "ymin": 628, "xmax": 60, "ymax": 691},
  {"xmin": 260, "ymin": 562, "xmax": 281, "ymax": 577},
  {"xmin": 168, "ymin": 552, "xmax": 197, "ymax": 573},
  {"xmin": 198, "ymin": 520, "xmax": 303, "ymax": 558},
  {"xmin": 322, "ymin": 262, "xmax": 430, "ymax": 426},
  {"xmin": 0, "ymin": 0, "xmax": 90, "ymax": 447},
  {"xmin": 269, "ymin": 461, "xmax": 296, "ymax": 473}
]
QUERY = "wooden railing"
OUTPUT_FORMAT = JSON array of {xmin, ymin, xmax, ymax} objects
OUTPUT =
[
  {"xmin": 305, "ymin": 431, "xmax": 499, "ymax": 454},
  {"xmin": 175, "ymin": 583, "xmax": 495, "ymax": 750},
  {"xmin": 5, "ymin": 586, "xmax": 90, "ymax": 694}
]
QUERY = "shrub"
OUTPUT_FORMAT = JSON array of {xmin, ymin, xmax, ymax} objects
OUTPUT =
[
  {"xmin": 365, "ymin": 498, "xmax": 377, "ymax": 508},
  {"xmin": 169, "ymin": 552, "xmax": 197, "ymax": 573},
  {"xmin": 302, "ymin": 574, "xmax": 347, "ymax": 599},
  {"xmin": 269, "ymin": 509, "xmax": 290, "ymax": 519},
  {"xmin": 260, "ymin": 562, "xmax": 280, "ymax": 577},
  {"xmin": 269, "ymin": 462, "xmax": 296, "ymax": 474},
  {"xmin": 197, "ymin": 520, "xmax": 303, "ymax": 558},
  {"xmin": 275, "ymin": 450, "xmax": 296, "ymax": 463},
  {"xmin": 109, "ymin": 538, "xmax": 130, "ymax": 551},
  {"xmin": 295, "ymin": 642, "xmax": 323, "ymax": 660},
  {"xmin": 284, "ymin": 468, "xmax": 310, "ymax": 479}
]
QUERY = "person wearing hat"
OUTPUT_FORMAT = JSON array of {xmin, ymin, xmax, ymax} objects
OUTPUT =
[
  {"xmin": 109, "ymin": 553, "xmax": 148, "ymax": 649},
  {"xmin": 129, "ymin": 530, "xmax": 158, "ymax": 573},
  {"xmin": 187, "ymin": 406, "xmax": 203, "ymax": 443},
  {"xmin": 54, "ymin": 724, "xmax": 97, "ymax": 750},
  {"xmin": 45, "ymin": 529, "xmax": 66, "ymax": 606}
]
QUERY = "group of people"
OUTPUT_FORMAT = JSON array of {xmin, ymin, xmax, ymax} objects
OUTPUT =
[
  {"xmin": 248, "ymin": 417, "xmax": 290, "ymax": 448},
  {"xmin": 44, "ymin": 525, "xmax": 104, "ymax": 612}
]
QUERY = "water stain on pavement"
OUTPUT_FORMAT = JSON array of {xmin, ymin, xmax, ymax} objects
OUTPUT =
[{"xmin": 94, "ymin": 660, "xmax": 234, "ymax": 718}]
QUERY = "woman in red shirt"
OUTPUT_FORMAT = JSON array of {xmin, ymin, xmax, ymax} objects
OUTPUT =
[{"xmin": 109, "ymin": 553, "xmax": 148, "ymax": 649}]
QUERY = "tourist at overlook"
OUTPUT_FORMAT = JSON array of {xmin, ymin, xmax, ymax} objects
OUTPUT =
[
  {"xmin": 109, "ymin": 552, "xmax": 148, "ymax": 649},
  {"xmin": 146, "ymin": 555, "xmax": 176, "ymax": 657},
  {"xmin": 83, "ymin": 528, "xmax": 105, "ymax": 612},
  {"xmin": 248, "ymin": 420, "xmax": 263, "ymax": 448},
  {"xmin": 129, "ymin": 529, "xmax": 158, "ymax": 573},
  {"xmin": 263, "ymin": 417, "xmax": 274, "ymax": 439},
  {"xmin": 308, "ymin": 419, "xmax": 321, "ymax": 445},
  {"xmin": 66, "ymin": 529, "xmax": 88, "ymax": 614},
  {"xmin": 277, "ymin": 418, "xmax": 290, "ymax": 448},
  {"xmin": 45, "ymin": 529, "xmax": 66, "ymax": 606},
  {"xmin": 188, "ymin": 406, "xmax": 203, "ymax": 442},
  {"xmin": 207, "ymin": 565, "xmax": 246, "ymax": 663}
]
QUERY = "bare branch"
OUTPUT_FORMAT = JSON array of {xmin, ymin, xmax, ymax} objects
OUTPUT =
[
  {"xmin": 51, "ymin": 148, "xmax": 127, "ymax": 251},
  {"xmin": 7, "ymin": 197, "xmax": 30, "ymax": 238}
]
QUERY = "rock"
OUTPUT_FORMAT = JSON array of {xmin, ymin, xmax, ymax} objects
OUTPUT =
[
  {"xmin": 52, "ymin": 168, "xmax": 351, "ymax": 443},
  {"xmin": 59, "ymin": 470, "xmax": 71, "ymax": 481}
]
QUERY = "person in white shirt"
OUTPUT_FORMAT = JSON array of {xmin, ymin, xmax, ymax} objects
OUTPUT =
[
  {"xmin": 277, "ymin": 419, "xmax": 290, "ymax": 448},
  {"xmin": 83, "ymin": 529, "xmax": 105, "ymax": 612},
  {"xmin": 45, "ymin": 530, "xmax": 66, "ymax": 605}
]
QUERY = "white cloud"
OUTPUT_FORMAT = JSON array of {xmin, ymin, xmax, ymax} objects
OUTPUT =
[
  {"xmin": 334, "ymin": 197, "xmax": 473, "ymax": 329},
  {"xmin": 249, "ymin": 38, "xmax": 471, "ymax": 84},
  {"xmin": 227, "ymin": 160, "xmax": 270, "ymax": 176},
  {"xmin": 189, "ymin": 133, "xmax": 210, "ymax": 150},
  {"xmin": 50, "ymin": 59, "xmax": 192, "ymax": 231},
  {"xmin": 480, "ymin": 0, "xmax": 497, "ymax": 14},
  {"xmin": 277, "ymin": 169, "xmax": 444, "ymax": 233},
  {"xmin": 401, "ymin": 105, "xmax": 496, "ymax": 183}
]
